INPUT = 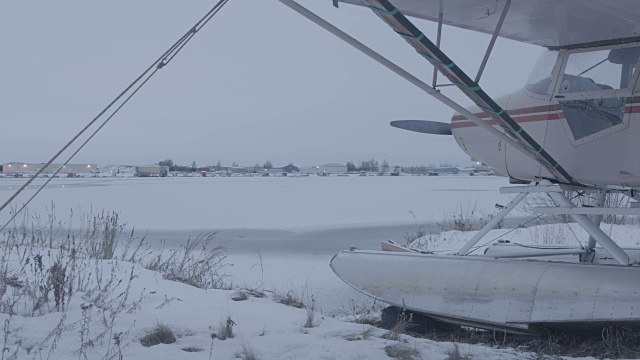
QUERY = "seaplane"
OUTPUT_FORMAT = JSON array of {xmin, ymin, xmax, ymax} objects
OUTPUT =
[
  {"xmin": 3, "ymin": 0, "xmax": 640, "ymax": 337},
  {"xmin": 277, "ymin": 0, "xmax": 640, "ymax": 334}
]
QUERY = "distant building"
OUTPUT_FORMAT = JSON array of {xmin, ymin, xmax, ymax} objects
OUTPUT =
[
  {"xmin": 269, "ymin": 164, "xmax": 300, "ymax": 174},
  {"xmin": 222, "ymin": 166, "xmax": 247, "ymax": 174},
  {"xmin": 282, "ymin": 164, "xmax": 299, "ymax": 173},
  {"xmin": 299, "ymin": 166, "xmax": 320, "ymax": 175},
  {"xmin": 2, "ymin": 162, "xmax": 97, "ymax": 175},
  {"xmin": 135, "ymin": 166, "xmax": 169, "ymax": 177},
  {"xmin": 431, "ymin": 167, "xmax": 459, "ymax": 175},
  {"xmin": 319, "ymin": 163, "xmax": 348, "ymax": 174},
  {"xmin": 404, "ymin": 166, "xmax": 459, "ymax": 175},
  {"xmin": 404, "ymin": 166, "xmax": 429, "ymax": 175}
]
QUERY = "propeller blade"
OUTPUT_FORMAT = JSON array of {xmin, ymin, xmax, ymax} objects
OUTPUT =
[{"xmin": 390, "ymin": 120, "xmax": 452, "ymax": 135}]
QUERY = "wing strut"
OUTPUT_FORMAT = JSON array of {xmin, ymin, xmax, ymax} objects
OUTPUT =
[
  {"xmin": 360, "ymin": 0, "xmax": 575, "ymax": 185},
  {"xmin": 432, "ymin": 0, "xmax": 443, "ymax": 88},
  {"xmin": 475, "ymin": 0, "xmax": 511, "ymax": 83}
]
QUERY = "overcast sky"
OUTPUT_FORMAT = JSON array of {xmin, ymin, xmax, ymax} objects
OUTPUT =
[{"xmin": 0, "ymin": 0, "xmax": 542, "ymax": 168}]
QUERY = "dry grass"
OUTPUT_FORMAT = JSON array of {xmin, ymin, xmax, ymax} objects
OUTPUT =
[
  {"xmin": 383, "ymin": 315, "xmax": 411, "ymax": 341},
  {"xmin": 231, "ymin": 291, "xmax": 249, "ymax": 301},
  {"xmin": 445, "ymin": 343, "xmax": 473, "ymax": 360},
  {"xmin": 0, "ymin": 206, "xmax": 229, "ymax": 358},
  {"xmin": 144, "ymin": 233, "xmax": 229, "ymax": 290},
  {"xmin": 385, "ymin": 343, "xmax": 422, "ymax": 360},
  {"xmin": 329, "ymin": 298, "xmax": 383, "ymax": 326},
  {"xmin": 273, "ymin": 290, "xmax": 305, "ymax": 309},
  {"xmin": 303, "ymin": 294, "xmax": 318, "ymax": 328},
  {"xmin": 240, "ymin": 341, "xmax": 259, "ymax": 360},
  {"xmin": 232, "ymin": 288, "xmax": 266, "ymax": 301},
  {"xmin": 522, "ymin": 328, "xmax": 640, "ymax": 359},
  {"xmin": 216, "ymin": 316, "xmax": 235, "ymax": 340},
  {"xmin": 404, "ymin": 227, "xmax": 427, "ymax": 245},
  {"xmin": 273, "ymin": 282, "xmax": 319, "ymax": 328},
  {"xmin": 384, "ymin": 319, "xmax": 640, "ymax": 360},
  {"xmin": 182, "ymin": 346, "xmax": 203, "ymax": 352},
  {"xmin": 140, "ymin": 322, "xmax": 176, "ymax": 347},
  {"xmin": 344, "ymin": 326, "xmax": 376, "ymax": 341},
  {"xmin": 438, "ymin": 200, "xmax": 480, "ymax": 232}
]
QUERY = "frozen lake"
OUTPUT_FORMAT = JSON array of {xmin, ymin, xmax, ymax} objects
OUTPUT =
[{"xmin": 0, "ymin": 175, "xmax": 511, "ymax": 312}]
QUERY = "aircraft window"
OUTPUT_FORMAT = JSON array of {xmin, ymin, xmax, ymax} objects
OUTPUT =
[
  {"xmin": 525, "ymin": 49, "xmax": 559, "ymax": 95},
  {"xmin": 560, "ymin": 46, "xmax": 640, "ymax": 93},
  {"xmin": 559, "ymin": 97, "xmax": 625, "ymax": 140},
  {"xmin": 557, "ymin": 46, "xmax": 638, "ymax": 142}
]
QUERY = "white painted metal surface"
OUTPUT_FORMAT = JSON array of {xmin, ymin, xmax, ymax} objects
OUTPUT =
[
  {"xmin": 331, "ymin": 250, "xmax": 640, "ymax": 332},
  {"xmin": 484, "ymin": 244, "xmax": 640, "ymax": 264},
  {"xmin": 484, "ymin": 247, "xmax": 588, "ymax": 259},
  {"xmin": 339, "ymin": 0, "xmax": 640, "ymax": 48},
  {"xmin": 534, "ymin": 207, "xmax": 640, "ymax": 216}
]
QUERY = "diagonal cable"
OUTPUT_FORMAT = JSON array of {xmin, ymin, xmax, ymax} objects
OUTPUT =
[{"xmin": 0, "ymin": 68, "xmax": 161, "ymax": 233}]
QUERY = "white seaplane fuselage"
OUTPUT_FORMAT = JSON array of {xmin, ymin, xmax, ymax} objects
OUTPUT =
[
  {"xmin": 452, "ymin": 44, "xmax": 640, "ymax": 187},
  {"xmin": 332, "ymin": 43, "xmax": 640, "ymax": 334}
]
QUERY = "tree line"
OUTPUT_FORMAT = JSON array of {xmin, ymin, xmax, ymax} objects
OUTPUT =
[
  {"xmin": 157, "ymin": 159, "xmax": 197, "ymax": 172},
  {"xmin": 156, "ymin": 159, "xmax": 274, "ymax": 172},
  {"xmin": 346, "ymin": 158, "xmax": 390, "ymax": 173},
  {"xmin": 158, "ymin": 157, "xmax": 399, "ymax": 173},
  {"xmin": 156, "ymin": 157, "xmax": 451, "ymax": 174}
]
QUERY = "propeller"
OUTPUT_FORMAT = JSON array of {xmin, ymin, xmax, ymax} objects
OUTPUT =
[{"xmin": 390, "ymin": 120, "xmax": 452, "ymax": 135}]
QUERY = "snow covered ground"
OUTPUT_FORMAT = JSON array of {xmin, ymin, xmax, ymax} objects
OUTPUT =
[
  {"xmin": 0, "ymin": 253, "xmax": 531, "ymax": 360},
  {"xmin": 0, "ymin": 176, "xmax": 636, "ymax": 359},
  {"xmin": 0, "ymin": 176, "xmax": 512, "ymax": 317}
]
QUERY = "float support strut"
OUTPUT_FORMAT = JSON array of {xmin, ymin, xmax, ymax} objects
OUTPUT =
[
  {"xmin": 457, "ymin": 192, "xmax": 528, "ymax": 255},
  {"xmin": 587, "ymin": 189, "xmax": 607, "ymax": 250},
  {"xmin": 543, "ymin": 182, "xmax": 629, "ymax": 265}
]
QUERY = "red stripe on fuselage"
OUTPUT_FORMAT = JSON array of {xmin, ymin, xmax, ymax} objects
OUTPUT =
[
  {"xmin": 451, "ymin": 112, "xmax": 564, "ymax": 129},
  {"xmin": 628, "ymin": 106, "xmax": 640, "ymax": 114},
  {"xmin": 451, "ymin": 100, "xmax": 640, "ymax": 129},
  {"xmin": 451, "ymin": 104, "xmax": 560, "ymax": 122}
]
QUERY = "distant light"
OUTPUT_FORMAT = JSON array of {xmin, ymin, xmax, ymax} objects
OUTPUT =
[
  {"xmin": 87, "ymin": 165, "xmax": 91, "ymax": 168},
  {"xmin": 23, "ymin": 164, "xmax": 27, "ymax": 167},
  {"xmin": 7, "ymin": 164, "xmax": 11, "ymax": 167}
]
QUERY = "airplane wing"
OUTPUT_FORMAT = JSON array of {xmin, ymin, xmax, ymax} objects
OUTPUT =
[{"xmin": 338, "ymin": 0, "xmax": 640, "ymax": 48}]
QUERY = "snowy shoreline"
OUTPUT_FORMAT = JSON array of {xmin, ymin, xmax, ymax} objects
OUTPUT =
[
  {"xmin": 1, "ymin": 176, "xmax": 637, "ymax": 359},
  {"xmin": 3, "ymin": 219, "xmax": 637, "ymax": 359}
]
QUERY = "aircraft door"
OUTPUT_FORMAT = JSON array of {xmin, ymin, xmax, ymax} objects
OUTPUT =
[
  {"xmin": 504, "ymin": 50, "xmax": 560, "ymax": 181},
  {"xmin": 554, "ymin": 47, "xmax": 640, "ymax": 145},
  {"xmin": 550, "ymin": 45, "xmax": 640, "ymax": 184}
]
